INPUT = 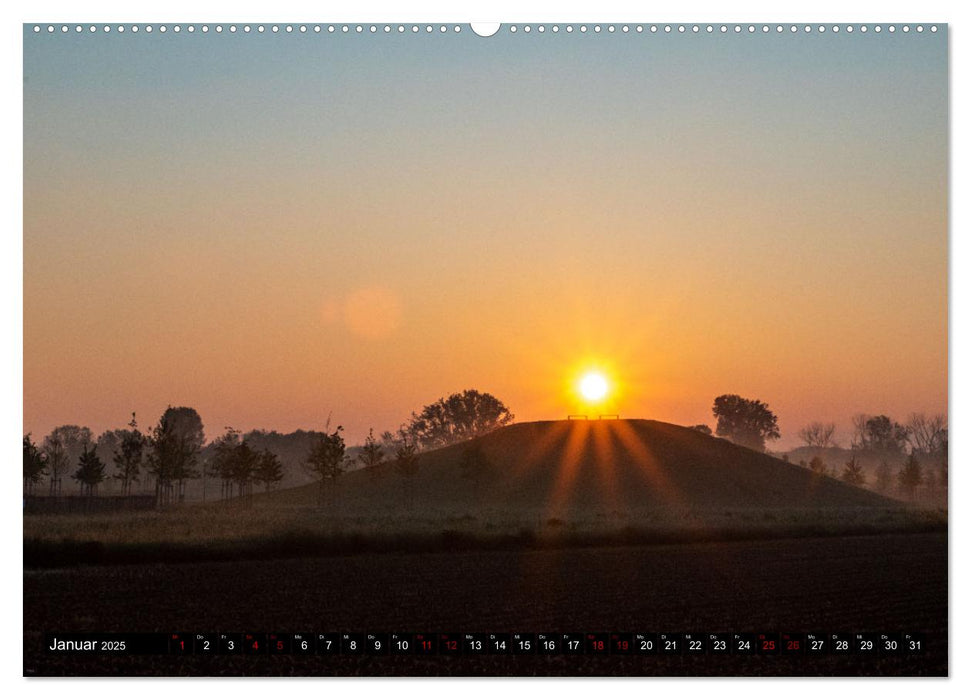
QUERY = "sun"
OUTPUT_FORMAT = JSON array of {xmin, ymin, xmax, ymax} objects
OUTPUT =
[{"xmin": 579, "ymin": 372, "xmax": 609, "ymax": 402}]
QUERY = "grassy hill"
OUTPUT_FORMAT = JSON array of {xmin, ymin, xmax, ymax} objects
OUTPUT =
[
  {"xmin": 259, "ymin": 419, "xmax": 898, "ymax": 516},
  {"xmin": 27, "ymin": 420, "xmax": 943, "ymax": 567}
]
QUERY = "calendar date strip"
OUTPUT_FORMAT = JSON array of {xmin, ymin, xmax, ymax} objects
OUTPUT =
[{"xmin": 44, "ymin": 632, "xmax": 926, "ymax": 656}]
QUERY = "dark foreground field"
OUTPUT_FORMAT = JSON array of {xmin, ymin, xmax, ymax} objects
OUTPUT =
[{"xmin": 24, "ymin": 532, "xmax": 946, "ymax": 676}]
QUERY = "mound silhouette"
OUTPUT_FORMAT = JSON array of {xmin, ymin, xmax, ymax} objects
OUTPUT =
[{"xmin": 260, "ymin": 419, "xmax": 898, "ymax": 516}]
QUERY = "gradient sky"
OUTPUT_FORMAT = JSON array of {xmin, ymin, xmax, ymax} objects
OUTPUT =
[{"xmin": 23, "ymin": 25, "xmax": 948, "ymax": 449}]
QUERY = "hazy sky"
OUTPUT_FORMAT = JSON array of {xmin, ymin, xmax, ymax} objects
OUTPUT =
[{"xmin": 23, "ymin": 25, "xmax": 947, "ymax": 449}]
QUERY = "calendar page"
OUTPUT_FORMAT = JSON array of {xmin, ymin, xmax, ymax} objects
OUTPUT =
[{"xmin": 22, "ymin": 19, "xmax": 947, "ymax": 677}]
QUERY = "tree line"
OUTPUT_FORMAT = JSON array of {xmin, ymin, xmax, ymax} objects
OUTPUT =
[
  {"xmin": 23, "ymin": 389, "xmax": 513, "ymax": 507},
  {"xmin": 688, "ymin": 395, "xmax": 947, "ymax": 501}
]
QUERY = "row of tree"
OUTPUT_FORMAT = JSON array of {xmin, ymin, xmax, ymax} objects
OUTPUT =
[{"xmin": 24, "ymin": 390, "xmax": 512, "ymax": 507}]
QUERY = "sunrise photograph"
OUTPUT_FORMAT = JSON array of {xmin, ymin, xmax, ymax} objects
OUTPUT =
[{"xmin": 22, "ymin": 21, "xmax": 947, "ymax": 677}]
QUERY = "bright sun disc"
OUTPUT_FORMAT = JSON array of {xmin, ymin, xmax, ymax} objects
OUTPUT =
[{"xmin": 579, "ymin": 372, "xmax": 609, "ymax": 401}]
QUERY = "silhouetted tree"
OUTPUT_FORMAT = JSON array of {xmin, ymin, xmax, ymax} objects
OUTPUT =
[
  {"xmin": 808, "ymin": 456, "xmax": 827, "ymax": 474},
  {"xmin": 231, "ymin": 440, "xmax": 260, "ymax": 499},
  {"xmin": 42, "ymin": 425, "xmax": 92, "ymax": 495},
  {"xmin": 255, "ymin": 449, "xmax": 284, "ymax": 493},
  {"xmin": 23, "ymin": 434, "xmax": 47, "ymax": 495},
  {"xmin": 147, "ymin": 410, "xmax": 201, "ymax": 506},
  {"xmin": 305, "ymin": 426, "xmax": 347, "ymax": 507},
  {"xmin": 112, "ymin": 413, "xmax": 144, "ymax": 496},
  {"xmin": 404, "ymin": 389, "xmax": 514, "ymax": 450},
  {"xmin": 712, "ymin": 394, "xmax": 780, "ymax": 452},
  {"xmin": 798, "ymin": 422, "xmax": 837, "ymax": 449},
  {"xmin": 898, "ymin": 454, "xmax": 923, "ymax": 501},
  {"xmin": 688, "ymin": 424, "xmax": 712, "ymax": 435},
  {"xmin": 841, "ymin": 456, "xmax": 866, "ymax": 486},
  {"xmin": 161, "ymin": 406, "xmax": 204, "ymax": 501},
  {"xmin": 358, "ymin": 428, "xmax": 385, "ymax": 472},
  {"xmin": 210, "ymin": 428, "xmax": 242, "ymax": 500},
  {"xmin": 905, "ymin": 413, "xmax": 947, "ymax": 456},
  {"xmin": 851, "ymin": 414, "xmax": 908, "ymax": 455},
  {"xmin": 73, "ymin": 443, "xmax": 106, "ymax": 496},
  {"xmin": 874, "ymin": 460, "xmax": 893, "ymax": 493}
]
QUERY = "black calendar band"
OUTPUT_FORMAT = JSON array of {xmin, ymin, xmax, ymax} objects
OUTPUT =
[{"xmin": 43, "ymin": 632, "xmax": 926, "ymax": 656}]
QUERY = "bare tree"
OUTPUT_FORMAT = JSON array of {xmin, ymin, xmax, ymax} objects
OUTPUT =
[
  {"xmin": 905, "ymin": 413, "xmax": 947, "ymax": 456},
  {"xmin": 798, "ymin": 422, "xmax": 837, "ymax": 450}
]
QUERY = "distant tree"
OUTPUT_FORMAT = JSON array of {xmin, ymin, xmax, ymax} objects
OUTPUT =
[
  {"xmin": 688, "ymin": 424, "xmax": 713, "ymax": 436},
  {"xmin": 841, "ymin": 456, "xmax": 866, "ymax": 486},
  {"xmin": 73, "ymin": 443, "xmax": 106, "ymax": 496},
  {"xmin": 23, "ymin": 434, "xmax": 47, "ymax": 495},
  {"xmin": 404, "ymin": 389, "xmax": 514, "ymax": 450},
  {"xmin": 874, "ymin": 460, "xmax": 893, "ymax": 493},
  {"xmin": 42, "ymin": 425, "xmax": 93, "ymax": 495},
  {"xmin": 712, "ymin": 394, "xmax": 780, "ymax": 452},
  {"xmin": 898, "ymin": 454, "xmax": 923, "ymax": 501},
  {"xmin": 798, "ymin": 422, "xmax": 837, "ymax": 450},
  {"xmin": 147, "ymin": 410, "xmax": 201, "ymax": 506},
  {"xmin": 905, "ymin": 413, "xmax": 947, "ymax": 456},
  {"xmin": 851, "ymin": 414, "xmax": 908, "ymax": 454},
  {"xmin": 112, "ymin": 413, "xmax": 145, "ymax": 496},
  {"xmin": 161, "ymin": 406, "xmax": 204, "ymax": 500},
  {"xmin": 210, "ymin": 428, "xmax": 243, "ymax": 500},
  {"xmin": 808, "ymin": 456, "xmax": 827, "ymax": 474},
  {"xmin": 230, "ymin": 440, "xmax": 260, "ymax": 499},
  {"xmin": 358, "ymin": 428, "xmax": 385, "ymax": 471},
  {"xmin": 305, "ymin": 426, "xmax": 347, "ymax": 507},
  {"xmin": 254, "ymin": 449, "xmax": 284, "ymax": 493}
]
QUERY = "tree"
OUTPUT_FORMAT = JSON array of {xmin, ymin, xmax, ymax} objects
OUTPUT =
[
  {"xmin": 230, "ymin": 440, "xmax": 260, "ymax": 499},
  {"xmin": 905, "ymin": 413, "xmax": 947, "ymax": 456},
  {"xmin": 254, "ymin": 449, "xmax": 284, "ymax": 493},
  {"xmin": 808, "ymin": 456, "xmax": 827, "ymax": 474},
  {"xmin": 798, "ymin": 422, "xmax": 837, "ymax": 450},
  {"xmin": 147, "ymin": 409, "xmax": 201, "ymax": 506},
  {"xmin": 358, "ymin": 428, "xmax": 385, "ymax": 471},
  {"xmin": 210, "ymin": 428, "xmax": 243, "ymax": 500},
  {"xmin": 841, "ymin": 456, "xmax": 866, "ymax": 486},
  {"xmin": 73, "ymin": 443, "xmax": 106, "ymax": 496},
  {"xmin": 160, "ymin": 406, "xmax": 204, "ymax": 500},
  {"xmin": 23, "ymin": 434, "xmax": 47, "ymax": 495},
  {"xmin": 711, "ymin": 394, "xmax": 780, "ymax": 452},
  {"xmin": 305, "ymin": 426, "xmax": 347, "ymax": 506},
  {"xmin": 688, "ymin": 424, "xmax": 712, "ymax": 436},
  {"xmin": 404, "ymin": 389, "xmax": 514, "ymax": 450},
  {"xmin": 112, "ymin": 413, "xmax": 145, "ymax": 496},
  {"xmin": 874, "ymin": 460, "xmax": 893, "ymax": 493},
  {"xmin": 42, "ymin": 425, "xmax": 92, "ymax": 495},
  {"xmin": 898, "ymin": 454, "xmax": 923, "ymax": 501},
  {"xmin": 851, "ymin": 414, "xmax": 908, "ymax": 454}
]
